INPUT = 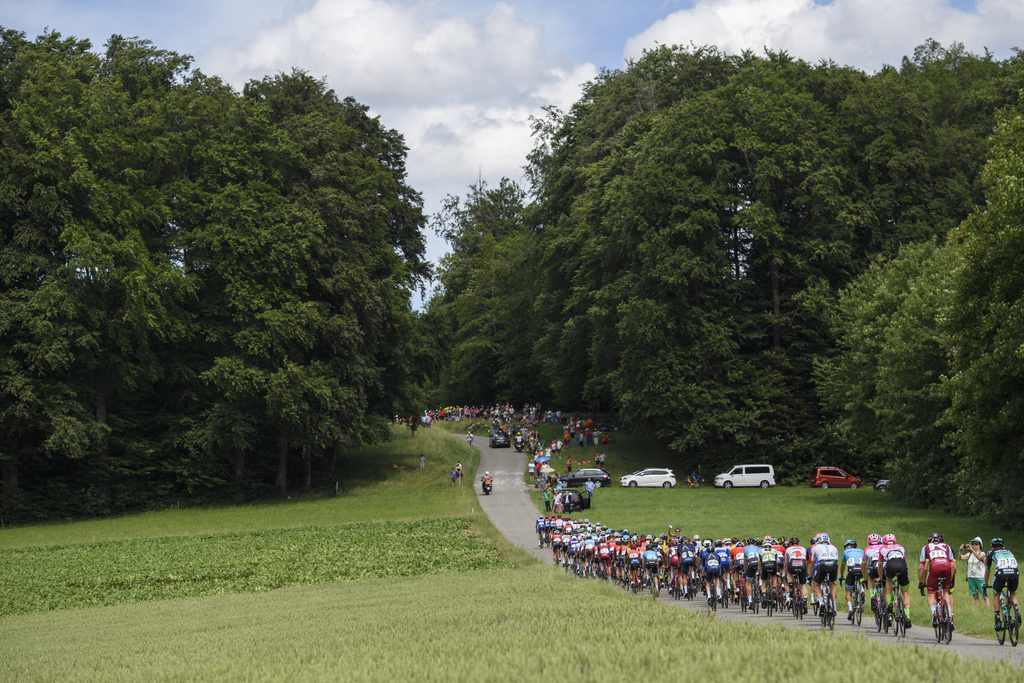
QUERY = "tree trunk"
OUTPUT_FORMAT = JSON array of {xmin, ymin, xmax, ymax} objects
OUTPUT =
[
  {"xmin": 276, "ymin": 437, "xmax": 289, "ymax": 495},
  {"xmin": 2, "ymin": 452, "xmax": 17, "ymax": 493},
  {"xmin": 770, "ymin": 235, "xmax": 781, "ymax": 352},
  {"xmin": 303, "ymin": 445, "xmax": 312, "ymax": 492},
  {"xmin": 233, "ymin": 449, "xmax": 246, "ymax": 496},
  {"xmin": 95, "ymin": 388, "xmax": 111, "ymax": 501}
]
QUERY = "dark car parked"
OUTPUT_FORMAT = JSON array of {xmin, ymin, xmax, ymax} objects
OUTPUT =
[
  {"xmin": 555, "ymin": 468, "xmax": 611, "ymax": 489},
  {"xmin": 489, "ymin": 432, "xmax": 510, "ymax": 448},
  {"xmin": 560, "ymin": 489, "xmax": 591, "ymax": 513}
]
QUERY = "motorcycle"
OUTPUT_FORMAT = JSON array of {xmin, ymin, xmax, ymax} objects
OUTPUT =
[
  {"xmin": 514, "ymin": 437, "xmax": 523, "ymax": 452},
  {"xmin": 481, "ymin": 477, "xmax": 492, "ymax": 495}
]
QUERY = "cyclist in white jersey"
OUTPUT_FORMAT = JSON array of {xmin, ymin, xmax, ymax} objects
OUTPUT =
[{"xmin": 809, "ymin": 534, "xmax": 840, "ymax": 616}]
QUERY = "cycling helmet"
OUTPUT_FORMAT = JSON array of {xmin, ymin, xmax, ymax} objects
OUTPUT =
[
  {"xmin": 844, "ymin": 539, "xmax": 857, "ymax": 549},
  {"xmin": 991, "ymin": 538, "xmax": 1005, "ymax": 549},
  {"xmin": 485, "ymin": 471, "xmax": 489, "ymax": 475},
  {"xmin": 714, "ymin": 540, "xmax": 723, "ymax": 548},
  {"xmin": 882, "ymin": 533, "xmax": 896, "ymax": 545},
  {"xmin": 763, "ymin": 536, "xmax": 773, "ymax": 545},
  {"xmin": 762, "ymin": 540, "xmax": 772, "ymax": 549},
  {"xmin": 867, "ymin": 533, "xmax": 881, "ymax": 545},
  {"xmin": 746, "ymin": 537, "xmax": 756, "ymax": 545},
  {"xmin": 928, "ymin": 533, "xmax": 943, "ymax": 544},
  {"xmin": 819, "ymin": 534, "xmax": 831, "ymax": 545},
  {"xmin": 731, "ymin": 537, "xmax": 739, "ymax": 544},
  {"xmin": 736, "ymin": 540, "xmax": 744, "ymax": 548}
]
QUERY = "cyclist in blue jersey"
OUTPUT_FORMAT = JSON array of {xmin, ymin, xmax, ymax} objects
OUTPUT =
[
  {"xmin": 743, "ymin": 541, "xmax": 761, "ymax": 608},
  {"xmin": 842, "ymin": 539, "xmax": 865, "ymax": 621}
]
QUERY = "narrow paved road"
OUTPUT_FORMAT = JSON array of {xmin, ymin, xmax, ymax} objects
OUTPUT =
[{"xmin": 462, "ymin": 433, "xmax": 1024, "ymax": 664}]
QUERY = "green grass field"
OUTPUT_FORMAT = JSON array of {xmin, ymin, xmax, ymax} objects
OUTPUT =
[
  {"xmin": 4, "ymin": 569, "xmax": 1021, "ymax": 683},
  {"xmin": 3, "ymin": 420, "xmax": 1023, "ymax": 678}
]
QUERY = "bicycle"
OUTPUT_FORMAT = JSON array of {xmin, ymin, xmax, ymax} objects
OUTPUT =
[
  {"xmin": 871, "ymin": 586, "xmax": 883, "ymax": 632},
  {"xmin": 820, "ymin": 583, "xmax": 835, "ymax": 632},
  {"xmin": 933, "ymin": 577, "xmax": 952, "ymax": 644},
  {"xmin": 765, "ymin": 581, "xmax": 775, "ymax": 617},
  {"xmin": 889, "ymin": 589, "xmax": 907, "ymax": 639},
  {"xmin": 739, "ymin": 578, "xmax": 748, "ymax": 613},
  {"xmin": 751, "ymin": 581, "xmax": 761, "ymax": 615},
  {"xmin": 851, "ymin": 580, "xmax": 864, "ymax": 627},
  {"xmin": 988, "ymin": 583, "xmax": 1021, "ymax": 647},
  {"xmin": 791, "ymin": 581, "xmax": 805, "ymax": 621}
]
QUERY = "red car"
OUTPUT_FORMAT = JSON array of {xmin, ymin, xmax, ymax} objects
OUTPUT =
[{"xmin": 811, "ymin": 467, "xmax": 862, "ymax": 489}]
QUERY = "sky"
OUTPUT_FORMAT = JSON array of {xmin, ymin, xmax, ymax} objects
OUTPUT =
[{"xmin": 2, "ymin": 0, "xmax": 1022, "ymax": 304}]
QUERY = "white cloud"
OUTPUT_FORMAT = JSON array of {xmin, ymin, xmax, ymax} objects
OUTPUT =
[{"xmin": 624, "ymin": 0, "xmax": 1024, "ymax": 72}]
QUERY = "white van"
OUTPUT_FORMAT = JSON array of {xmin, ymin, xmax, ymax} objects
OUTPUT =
[{"xmin": 713, "ymin": 464, "xmax": 776, "ymax": 489}]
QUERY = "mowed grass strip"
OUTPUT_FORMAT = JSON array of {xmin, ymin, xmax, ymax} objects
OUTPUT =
[
  {"xmin": 3, "ymin": 568, "xmax": 1017, "ymax": 683},
  {"xmin": 0, "ymin": 518, "xmax": 508, "ymax": 617},
  {"xmin": 0, "ymin": 426, "xmax": 480, "ymax": 550}
]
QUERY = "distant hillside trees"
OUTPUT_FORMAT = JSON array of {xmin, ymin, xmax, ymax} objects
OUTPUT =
[
  {"xmin": 0, "ymin": 29, "xmax": 430, "ymax": 520},
  {"xmin": 429, "ymin": 41, "xmax": 1024, "ymax": 507}
]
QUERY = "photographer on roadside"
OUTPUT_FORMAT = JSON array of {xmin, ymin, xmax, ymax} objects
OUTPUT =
[{"xmin": 961, "ymin": 537, "xmax": 991, "ymax": 608}]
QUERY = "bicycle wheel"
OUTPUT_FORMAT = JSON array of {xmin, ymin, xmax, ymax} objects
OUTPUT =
[
  {"xmin": 943, "ymin": 602, "xmax": 953, "ymax": 644},
  {"xmin": 1010, "ymin": 603, "xmax": 1020, "ymax": 647},
  {"xmin": 934, "ymin": 602, "xmax": 944, "ymax": 643},
  {"xmin": 883, "ymin": 603, "xmax": 891, "ymax": 634},
  {"xmin": 998, "ymin": 599, "xmax": 1007, "ymax": 645},
  {"xmin": 894, "ymin": 598, "xmax": 905, "ymax": 638},
  {"xmin": 855, "ymin": 589, "xmax": 863, "ymax": 627}
]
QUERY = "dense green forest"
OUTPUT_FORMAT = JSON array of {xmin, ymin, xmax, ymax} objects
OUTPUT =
[
  {"xmin": 427, "ymin": 41, "xmax": 1024, "ymax": 525},
  {"xmin": 0, "ymin": 29, "xmax": 434, "ymax": 520},
  {"xmin": 4, "ymin": 28, "xmax": 1024, "ymax": 526}
]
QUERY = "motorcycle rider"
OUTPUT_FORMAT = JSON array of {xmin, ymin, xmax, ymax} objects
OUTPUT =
[{"xmin": 481, "ymin": 471, "xmax": 492, "ymax": 494}]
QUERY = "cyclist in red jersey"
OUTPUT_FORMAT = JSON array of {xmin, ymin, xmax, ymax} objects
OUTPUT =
[{"xmin": 919, "ymin": 532, "xmax": 956, "ymax": 630}]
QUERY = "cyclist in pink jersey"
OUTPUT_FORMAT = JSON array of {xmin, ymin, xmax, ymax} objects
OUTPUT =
[
  {"xmin": 881, "ymin": 533, "xmax": 912, "ymax": 628},
  {"xmin": 861, "ymin": 533, "xmax": 884, "ymax": 613},
  {"xmin": 918, "ymin": 532, "xmax": 956, "ymax": 629}
]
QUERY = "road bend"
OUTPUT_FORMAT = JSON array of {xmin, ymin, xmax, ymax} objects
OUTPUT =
[{"xmin": 461, "ymin": 433, "xmax": 1024, "ymax": 664}]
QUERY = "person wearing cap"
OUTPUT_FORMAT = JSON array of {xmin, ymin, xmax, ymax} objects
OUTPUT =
[{"xmin": 961, "ymin": 537, "xmax": 990, "ymax": 607}]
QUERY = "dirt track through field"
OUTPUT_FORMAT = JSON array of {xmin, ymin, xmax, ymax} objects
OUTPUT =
[{"xmin": 463, "ymin": 433, "xmax": 1024, "ymax": 664}]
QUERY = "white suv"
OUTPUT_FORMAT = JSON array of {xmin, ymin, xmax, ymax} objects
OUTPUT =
[
  {"xmin": 714, "ymin": 464, "xmax": 776, "ymax": 489},
  {"xmin": 620, "ymin": 468, "xmax": 676, "ymax": 488}
]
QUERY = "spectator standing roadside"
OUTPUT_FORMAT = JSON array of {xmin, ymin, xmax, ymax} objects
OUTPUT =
[
  {"xmin": 585, "ymin": 479, "xmax": 595, "ymax": 501},
  {"xmin": 450, "ymin": 468, "xmax": 456, "ymax": 485},
  {"xmin": 455, "ymin": 462, "xmax": 463, "ymax": 485},
  {"xmin": 962, "ymin": 537, "xmax": 991, "ymax": 607},
  {"xmin": 543, "ymin": 489, "xmax": 552, "ymax": 512},
  {"xmin": 567, "ymin": 457, "xmax": 573, "ymax": 473},
  {"xmin": 419, "ymin": 455, "xmax": 425, "ymax": 470}
]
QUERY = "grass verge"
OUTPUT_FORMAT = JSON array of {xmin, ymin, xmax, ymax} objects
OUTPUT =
[{"xmin": 3, "ymin": 568, "xmax": 1016, "ymax": 682}]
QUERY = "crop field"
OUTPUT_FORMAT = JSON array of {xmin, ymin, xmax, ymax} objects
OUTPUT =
[
  {"xmin": 0, "ymin": 519, "xmax": 507, "ymax": 617},
  {"xmin": 4, "ymin": 568, "xmax": 1018, "ymax": 683},
  {"xmin": 4, "ymin": 420, "xmax": 1022, "ymax": 679}
]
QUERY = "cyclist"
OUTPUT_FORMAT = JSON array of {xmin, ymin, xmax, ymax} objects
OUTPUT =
[
  {"xmin": 841, "ymin": 539, "xmax": 864, "ymax": 621},
  {"xmin": 861, "ymin": 533, "xmax": 884, "ymax": 613},
  {"xmin": 983, "ymin": 538, "xmax": 1020, "ymax": 632},
  {"xmin": 918, "ymin": 532, "xmax": 955, "ymax": 630},
  {"xmin": 704, "ymin": 542, "xmax": 724, "ymax": 604},
  {"xmin": 679, "ymin": 537, "xmax": 698, "ymax": 596},
  {"xmin": 809, "ymin": 533, "xmax": 840, "ymax": 618},
  {"xmin": 627, "ymin": 541, "xmax": 643, "ymax": 588},
  {"xmin": 757, "ymin": 538, "xmax": 779, "ymax": 608},
  {"xmin": 880, "ymin": 533, "xmax": 912, "ymax": 628},
  {"xmin": 730, "ymin": 540, "xmax": 746, "ymax": 601},
  {"xmin": 643, "ymin": 543, "xmax": 662, "ymax": 590},
  {"xmin": 743, "ymin": 539, "xmax": 761, "ymax": 608},
  {"xmin": 537, "ymin": 515, "xmax": 546, "ymax": 548},
  {"xmin": 785, "ymin": 537, "xmax": 808, "ymax": 613},
  {"xmin": 713, "ymin": 540, "xmax": 732, "ymax": 599}
]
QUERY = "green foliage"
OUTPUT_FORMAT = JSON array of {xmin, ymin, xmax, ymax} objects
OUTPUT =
[
  {"xmin": 0, "ymin": 29, "xmax": 431, "ymax": 520},
  {"xmin": 943, "ymin": 94, "xmax": 1024, "ymax": 521},
  {"xmin": 0, "ymin": 519, "xmax": 506, "ymax": 617}
]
